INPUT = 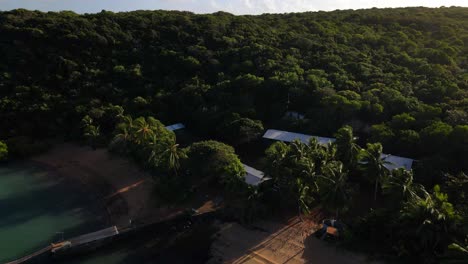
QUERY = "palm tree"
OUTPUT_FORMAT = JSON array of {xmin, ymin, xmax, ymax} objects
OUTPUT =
[
  {"xmin": 264, "ymin": 141, "xmax": 289, "ymax": 179},
  {"xmin": 121, "ymin": 115, "xmax": 134, "ymax": 129},
  {"xmin": 399, "ymin": 185, "xmax": 460, "ymax": 257},
  {"xmin": 133, "ymin": 117, "xmax": 155, "ymax": 145},
  {"xmin": 308, "ymin": 137, "xmax": 332, "ymax": 173},
  {"xmin": 147, "ymin": 116, "xmax": 163, "ymax": 132},
  {"xmin": 147, "ymin": 132, "xmax": 184, "ymax": 176},
  {"xmin": 335, "ymin": 125, "xmax": 361, "ymax": 169},
  {"xmin": 147, "ymin": 133, "xmax": 160, "ymax": 164},
  {"xmin": 382, "ymin": 168, "xmax": 429, "ymax": 203},
  {"xmin": 300, "ymin": 158, "xmax": 317, "ymax": 180},
  {"xmin": 318, "ymin": 161, "xmax": 350, "ymax": 218},
  {"xmin": 290, "ymin": 140, "xmax": 309, "ymax": 162},
  {"xmin": 112, "ymin": 123, "xmax": 131, "ymax": 146},
  {"xmin": 360, "ymin": 143, "xmax": 390, "ymax": 201},
  {"xmin": 296, "ymin": 178, "xmax": 312, "ymax": 221},
  {"xmin": 81, "ymin": 115, "xmax": 93, "ymax": 128},
  {"xmin": 160, "ymin": 143, "xmax": 182, "ymax": 176}
]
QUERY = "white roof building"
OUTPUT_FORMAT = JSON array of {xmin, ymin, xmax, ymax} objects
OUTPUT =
[
  {"xmin": 165, "ymin": 123, "xmax": 185, "ymax": 131},
  {"xmin": 380, "ymin": 154, "xmax": 414, "ymax": 171},
  {"xmin": 263, "ymin": 129, "xmax": 336, "ymax": 145},
  {"xmin": 243, "ymin": 164, "xmax": 271, "ymax": 186},
  {"xmin": 263, "ymin": 129, "xmax": 414, "ymax": 171}
]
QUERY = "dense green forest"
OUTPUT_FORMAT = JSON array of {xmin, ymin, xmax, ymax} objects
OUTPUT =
[{"xmin": 1, "ymin": 7, "xmax": 467, "ymax": 262}]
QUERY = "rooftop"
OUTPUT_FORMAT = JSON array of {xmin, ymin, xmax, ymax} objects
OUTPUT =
[
  {"xmin": 243, "ymin": 164, "xmax": 270, "ymax": 186},
  {"xmin": 165, "ymin": 123, "xmax": 185, "ymax": 131},
  {"xmin": 380, "ymin": 154, "xmax": 414, "ymax": 171},
  {"xmin": 263, "ymin": 129, "xmax": 336, "ymax": 145},
  {"xmin": 263, "ymin": 129, "xmax": 414, "ymax": 171}
]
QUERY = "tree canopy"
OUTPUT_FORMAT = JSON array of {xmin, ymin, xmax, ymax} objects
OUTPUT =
[
  {"xmin": 0, "ymin": 7, "xmax": 467, "ymax": 262},
  {"xmin": 0, "ymin": 7, "xmax": 467, "ymax": 176}
]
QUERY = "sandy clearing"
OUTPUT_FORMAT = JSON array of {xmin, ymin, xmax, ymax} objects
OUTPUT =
[
  {"xmin": 31, "ymin": 143, "xmax": 174, "ymax": 226},
  {"xmin": 209, "ymin": 217, "xmax": 381, "ymax": 264}
]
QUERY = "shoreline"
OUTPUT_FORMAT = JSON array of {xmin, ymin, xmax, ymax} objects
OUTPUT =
[
  {"xmin": 29, "ymin": 143, "xmax": 161, "ymax": 227},
  {"xmin": 27, "ymin": 159, "xmax": 113, "ymax": 226}
]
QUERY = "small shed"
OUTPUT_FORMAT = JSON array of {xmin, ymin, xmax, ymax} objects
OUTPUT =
[
  {"xmin": 243, "ymin": 164, "xmax": 270, "ymax": 186},
  {"xmin": 284, "ymin": 111, "xmax": 305, "ymax": 120},
  {"xmin": 262, "ymin": 129, "xmax": 336, "ymax": 145},
  {"xmin": 165, "ymin": 123, "xmax": 185, "ymax": 132}
]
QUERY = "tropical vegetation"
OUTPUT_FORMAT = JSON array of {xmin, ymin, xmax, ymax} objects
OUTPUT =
[{"xmin": 0, "ymin": 6, "xmax": 467, "ymax": 263}]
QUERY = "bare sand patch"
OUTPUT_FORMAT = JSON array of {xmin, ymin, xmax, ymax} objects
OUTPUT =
[
  {"xmin": 31, "ymin": 143, "xmax": 177, "ymax": 227},
  {"xmin": 209, "ymin": 217, "xmax": 381, "ymax": 264}
]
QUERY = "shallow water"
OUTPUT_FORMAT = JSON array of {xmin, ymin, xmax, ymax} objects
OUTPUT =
[
  {"xmin": 0, "ymin": 163, "xmax": 106, "ymax": 263},
  {"xmin": 0, "ymin": 163, "xmax": 214, "ymax": 264}
]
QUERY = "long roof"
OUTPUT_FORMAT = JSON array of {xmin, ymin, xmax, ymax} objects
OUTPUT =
[
  {"xmin": 165, "ymin": 123, "xmax": 185, "ymax": 131},
  {"xmin": 263, "ymin": 129, "xmax": 414, "ymax": 171},
  {"xmin": 380, "ymin": 154, "xmax": 414, "ymax": 171},
  {"xmin": 243, "ymin": 164, "xmax": 270, "ymax": 186},
  {"xmin": 263, "ymin": 129, "xmax": 336, "ymax": 145}
]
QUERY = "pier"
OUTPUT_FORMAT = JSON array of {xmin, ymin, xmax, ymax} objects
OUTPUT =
[{"xmin": 6, "ymin": 208, "xmax": 219, "ymax": 264}]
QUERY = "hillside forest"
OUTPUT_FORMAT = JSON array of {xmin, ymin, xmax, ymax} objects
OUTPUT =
[{"xmin": 0, "ymin": 7, "xmax": 467, "ymax": 263}]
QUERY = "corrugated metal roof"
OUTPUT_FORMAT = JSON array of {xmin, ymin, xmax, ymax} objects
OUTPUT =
[
  {"xmin": 165, "ymin": 123, "xmax": 185, "ymax": 131},
  {"xmin": 381, "ymin": 154, "xmax": 414, "ymax": 171},
  {"xmin": 263, "ymin": 129, "xmax": 336, "ymax": 145},
  {"xmin": 263, "ymin": 129, "xmax": 413, "ymax": 171},
  {"xmin": 243, "ymin": 164, "xmax": 270, "ymax": 186}
]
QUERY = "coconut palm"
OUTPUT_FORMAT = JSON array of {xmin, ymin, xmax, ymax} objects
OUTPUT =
[
  {"xmin": 299, "ymin": 158, "xmax": 317, "ymax": 180},
  {"xmin": 296, "ymin": 177, "xmax": 312, "ymax": 221},
  {"xmin": 160, "ymin": 143, "xmax": 182, "ymax": 176},
  {"xmin": 290, "ymin": 140, "xmax": 310, "ymax": 162},
  {"xmin": 112, "ymin": 123, "xmax": 131, "ymax": 145},
  {"xmin": 147, "ymin": 133, "xmax": 159, "ymax": 161},
  {"xmin": 382, "ymin": 168, "xmax": 429, "ymax": 203},
  {"xmin": 121, "ymin": 115, "xmax": 134, "ymax": 129},
  {"xmin": 335, "ymin": 125, "xmax": 361, "ymax": 169},
  {"xmin": 81, "ymin": 115, "xmax": 94, "ymax": 128},
  {"xmin": 308, "ymin": 137, "xmax": 331, "ymax": 173},
  {"xmin": 264, "ymin": 141, "xmax": 289, "ymax": 179},
  {"xmin": 133, "ymin": 117, "xmax": 155, "ymax": 145},
  {"xmin": 360, "ymin": 143, "xmax": 390, "ymax": 201},
  {"xmin": 110, "ymin": 115, "xmax": 136, "ymax": 153},
  {"xmin": 399, "ymin": 185, "xmax": 460, "ymax": 257},
  {"xmin": 318, "ymin": 161, "xmax": 350, "ymax": 218}
]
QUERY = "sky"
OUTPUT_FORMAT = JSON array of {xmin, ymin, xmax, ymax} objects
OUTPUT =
[{"xmin": 0, "ymin": 0, "xmax": 467, "ymax": 15}]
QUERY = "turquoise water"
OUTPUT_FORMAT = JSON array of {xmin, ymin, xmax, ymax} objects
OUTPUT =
[
  {"xmin": 0, "ymin": 163, "xmax": 105, "ymax": 263},
  {"xmin": 0, "ymin": 163, "xmax": 213, "ymax": 264}
]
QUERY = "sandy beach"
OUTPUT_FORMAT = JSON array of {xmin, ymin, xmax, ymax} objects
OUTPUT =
[{"xmin": 31, "ymin": 143, "xmax": 178, "ymax": 227}]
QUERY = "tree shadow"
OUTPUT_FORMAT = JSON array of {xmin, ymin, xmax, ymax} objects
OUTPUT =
[
  {"xmin": 0, "ymin": 177, "xmax": 102, "ymax": 229},
  {"xmin": 302, "ymin": 232, "xmax": 381, "ymax": 264},
  {"xmin": 0, "ymin": 165, "xmax": 107, "ymax": 262},
  {"xmin": 208, "ymin": 217, "xmax": 303, "ymax": 263},
  {"xmin": 52, "ymin": 214, "xmax": 217, "ymax": 264}
]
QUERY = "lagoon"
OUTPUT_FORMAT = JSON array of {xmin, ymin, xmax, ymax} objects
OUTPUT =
[{"xmin": 0, "ymin": 163, "xmax": 104, "ymax": 263}]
